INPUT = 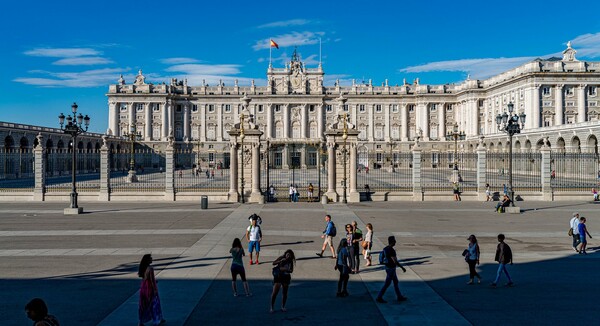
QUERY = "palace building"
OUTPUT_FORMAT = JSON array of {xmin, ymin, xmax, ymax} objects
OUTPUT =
[{"xmin": 106, "ymin": 43, "xmax": 600, "ymax": 170}]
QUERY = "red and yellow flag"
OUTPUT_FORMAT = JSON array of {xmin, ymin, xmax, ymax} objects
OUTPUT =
[{"xmin": 270, "ymin": 39, "xmax": 279, "ymax": 49}]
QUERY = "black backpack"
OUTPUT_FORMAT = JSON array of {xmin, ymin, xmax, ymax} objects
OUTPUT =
[{"xmin": 329, "ymin": 222, "xmax": 337, "ymax": 237}]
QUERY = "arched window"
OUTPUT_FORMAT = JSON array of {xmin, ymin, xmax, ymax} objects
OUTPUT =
[
  {"xmin": 309, "ymin": 122, "xmax": 318, "ymax": 138},
  {"xmin": 292, "ymin": 122, "xmax": 301, "ymax": 138}
]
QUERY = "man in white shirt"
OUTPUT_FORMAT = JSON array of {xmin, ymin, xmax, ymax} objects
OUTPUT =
[
  {"xmin": 246, "ymin": 218, "xmax": 262, "ymax": 265},
  {"xmin": 570, "ymin": 212, "xmax": 581, "ymax": 252}
]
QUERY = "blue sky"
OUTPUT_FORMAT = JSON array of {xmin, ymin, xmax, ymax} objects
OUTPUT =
[{"xmin": 2, "ymin": 0, "xmax": 600, "ymax": 133}]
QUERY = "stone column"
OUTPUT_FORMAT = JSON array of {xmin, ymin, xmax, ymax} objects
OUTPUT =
[
  {"xmin": 201, "ymin": 104, "xmax": 207, "ymax": 141},
  {"xmin": 368, "ymin": 105, "xmax": 374, "ymax": 141},
  {"xmin": 438, "ymin": 103, "xmax": 445, "ymax": 140},
  {"xmin": 401, "ymin": 104, "xmax": 408, "ymax": 141},
  {"xmin": 302, "ymin": 104, "xmax": 308, "ymax": 139},
  {"xmin": 183, "ymin": 102, "xmax": 190, "ymax": 141},
  {"xmin": 471, "ymin": 99, "xmax": 479, "ymax": 137},
  {"xmin": 384, "ymin": 104, "xmax": 390, "ymax": 141},
  {"xmin": 476, "ymin": 144, "xmax": 487, "ymax": 201},
  {"xmin": 145, "ymin": 102, "xmax": 152, "ymax": 141},
  {"xmin": 250, "ymin": 142, "xmax": 262, "ymax": 201},
  {"xmin": 162, "ymin": 101, "xmax": 168, "ymax": 140},
  {"xmin": 282, "ymin": 144, "xmax": 289, "ymax": 169},
  {"xmin": 540, "ymin": 143, "xmax": 552, "ymax": 201},
  {"xmin": 217, "ymin": 104, "xmax": 223, "ymax": 141},
  {"xmin": 266, "ymin": 104, "xmax": 273, "ymax": 139},
  {"xmin": 283, "ymin": 104, "xmax": 290, "ymax": 138},
  {"xmin": 412, "ymin": 144, "xmax": 422, "ymax": 201},
  {"xmin": 349, "ymin": 143, "xmax": 359, "ymax": 202},
  {"xmin": 228, "ymin": 142, "xmax": 239, "ymax": 202},
  {"xmin": 33, "ymin": 133, "xmax": 45, "ymax": 201},
  {"xmin": 128, "ymin": 102, "xmax": 135, "ymax": 130},
  {"xmin": 577, "ymin": 84, "xmax": 587, "ymax": 123},
  {"xmin": 532, "ymin": 85, "xmax": 541, "ymax": 128},
  {"xmin": 317, "ymin": 104, "xmax": 324, "ymax": 139},
  {"xmin": 553, "ymin": 84, "xmax": 563, "ymax": 126},
  {"xmin": 326, "ymin": 141, "xmax": 337, "ymax": 200},
  {"xmin": 421, "ymin": 103, "xmax": 430, "ymax": 141},
  {"xmin": 108, "ymin": 101, "xmax": 117, "ymax": 136},
  {"xmin": 99, "ymin": 135, "xmax": 110, "ymax": 201},
  {"xmin": 165, "ymin": 140, "xmax": 175, "ymax": 201},
  {"xmin": 300, "ymin": 145, "xmax": 307, "ymax": 169}
]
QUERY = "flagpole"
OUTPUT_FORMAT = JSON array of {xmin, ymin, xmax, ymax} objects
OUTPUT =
[
  {"xmin": 319, "ymin": 37, "xmax": 322, "ymax": 67},
  {"xmin": 269, "ymin": 39, "xmax": 272, "ymax": 67}
]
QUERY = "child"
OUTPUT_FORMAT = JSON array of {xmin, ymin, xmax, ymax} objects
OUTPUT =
[{"xmin": 592, "ymin": 188, "xmax": 598, "ymax": 201}]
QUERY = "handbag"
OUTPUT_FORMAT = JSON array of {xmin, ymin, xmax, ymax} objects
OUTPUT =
[
  {"xmin": 462, "ymin": 249, "xmax": 470, "ymax": 262},
  {"xmin": 272, "ymin": 266, "xmax": 280, "ymax": 278},
  {"xmin": 361, "ymin": 240, "xmax": 369, "ymax": 249},
  {"xmin": 568, "ymin": 228, "xmax": 573, "ymax": 236}
]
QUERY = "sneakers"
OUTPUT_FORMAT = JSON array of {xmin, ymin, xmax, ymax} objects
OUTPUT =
[
  {"xmin": 477, "ymin": 277, "xmax": 482, "ymax": 284},
  {"xmin": 316, "ymin": 253, "xmax": 323, "ymax": 258},
  {"xmin": 376, "ymin": 298, "xmax": 387, "ymax": 303},
  {"xmin": 397, "ymin": 296, "xmax": 408, "ymax": 302},
  {"xmin": 506, "ymin": 282, "xmax": 514, "ymax": 287},
  {"xmin": 466, "ymin": 280, "xmax": 474, "ymax": 285},
  {"xmin": 490, "ymin": 283, "xmax": 497, "ymax": 288},
  {"xmin": 249, "ymin": 260, "xmax": 254, "ymax": 265},
  {"xmin": 255, "ymin": 260, "xmax": 259, "ymax": 265}
]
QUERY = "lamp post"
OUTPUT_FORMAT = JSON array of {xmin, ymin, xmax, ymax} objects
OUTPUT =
[
  {"xmin": 196, "ymin": 126, "xmax": 203, "ymax": 173},
  {"xmin": 342, "ymin": 113, "xmax": 348, "ymax": 204},
  {"xmin": 239, "ymin": 113, "xmax": 245, "ymax": 203},
  {"xmin": 58, "ymin": 102, "xmax": 90, "ymax": 214},
  {"xmin": 387, "ymin": 141, "xmax": 397, "ymax": 173},
  {"xmin": 291, "ymin": 143, "xmax": 296, "ymax": 187},
  {"xmin": 446, "ymin": 122, "xmax": 466, "ymax": 171},
  {"xmin": 496, "ymin": 102, "xmax": 526, "ymax": 206},
  {"xmin": 124, "ymin": 123, "xmax": 142, "ymax": 183}
]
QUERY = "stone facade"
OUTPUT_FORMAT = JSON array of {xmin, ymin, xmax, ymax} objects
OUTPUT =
[{"xmin": 106, "ymin": 44, "xmax": 600, "ymax": 168}]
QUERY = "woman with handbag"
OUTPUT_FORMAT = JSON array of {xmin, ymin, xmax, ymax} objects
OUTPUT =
[
  {"xmin": 270, "ymin": 249, "xmax": 296, "ymax": 313},
  {"xmin": 465, "ymin": 235, "xmax": 482, "ymax": 285},
  {"xmin": 363, "ymin": 223, "xmax": 373, "ymax": 266}
]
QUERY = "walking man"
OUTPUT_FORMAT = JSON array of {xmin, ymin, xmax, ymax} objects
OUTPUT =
[
  {"xmin": 577, "ymin": 216, "xmax": 592, "ymax": 255},
  {"xmin": 570, "ymin": 212, "xmax": 581, "ymax": 252},
  {"xmin": 246, "ymin": 218, "xmax": 262, "ymax": 265},
  {"xmin": 491, "ymin": 234, "xmax": 513, "ymax": 287},
  {"xmin": 376, "ymin": 236, "xmax": 408, "ymax": 303},
  {"xmin": 316, "ymin": 215, "xmax": 336, "ymax": 258}
]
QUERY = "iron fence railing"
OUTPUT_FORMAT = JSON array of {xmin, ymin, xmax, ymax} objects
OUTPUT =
[
  {"xmin": 422, "ymin": 152, "xmax": 477, "ymax": 192},
  {"xmin": 110, "ymin": 150, "xmax": 165, "ymax": 192},
  {"xmin": 551, "ymin": 152, "xmax": 600, "ymax": 191},
  {"xmin": 174, "ymin": 150, "xmax": 229, "ymax": 192},
  {"xmin": 486, "ymin": 152, "xmax": 542, "ymax": 194},
  {"xmin": 0, "ymin": 148, "xmax": 34, "ymax": 191},
  {"xmin": 357, "ymin": 152, "xmax": 412, "ymax": 192},
  {"xmin": 45, "ymin": 150, "xmax": 100, "ymax": 192}
]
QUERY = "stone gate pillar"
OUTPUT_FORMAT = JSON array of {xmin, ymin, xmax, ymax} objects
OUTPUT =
[
  {"xmin": 228, "ymin": 140, "xmax": 239, "ymax": 202},
  {"xmin": 326, "ymin": 140, "xmax": 337, "ymax": 201},
  {"xmin": 33, "ymin": 133, "xmax": 45, "ymax": 201},
  {"xmin": 165, "ymin": 135, "xmax": 175, "ymax": 201},
  {"xmin": 412, "ymin": 139, "xmax": 423, "ymax": 201},
  {"xmin": 476, "ymin": 137, "xmax": 487, "ymax": 201},
  {"xmin": 99, "ymin": 135, "xmax": 110, "ymax": 201},
  {"xmin": 540, "ymin": 138, "xmax": 552, "ymax": 201}
]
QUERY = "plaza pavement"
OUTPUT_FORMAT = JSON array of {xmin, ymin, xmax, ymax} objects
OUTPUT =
[{"xmin": 0, "ymin": 200, "xmax": 598, "ymax": 325}]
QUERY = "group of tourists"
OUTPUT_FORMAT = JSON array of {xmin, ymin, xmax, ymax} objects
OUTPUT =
[{"xmin": 462, "ymin": 234, "xmax": 514, "ymax": 287}]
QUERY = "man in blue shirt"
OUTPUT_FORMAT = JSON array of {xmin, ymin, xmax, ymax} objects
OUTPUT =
[
  {"xmin": 316, "ymin": 215, "xmax": 336, "ymax": 258},
  {"xmin": 376, "ymin": 236, "xmax": 408, "ymax": 303}
]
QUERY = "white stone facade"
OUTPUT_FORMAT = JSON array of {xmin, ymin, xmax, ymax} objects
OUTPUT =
[{"xmin": 106, "ymin": 44, "xmax": 600, "ymax": 161}]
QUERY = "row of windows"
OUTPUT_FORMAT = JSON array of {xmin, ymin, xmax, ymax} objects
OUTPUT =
[{"xmin": 542, "ymin": 86, "xmax": 597, "ymax": 96}]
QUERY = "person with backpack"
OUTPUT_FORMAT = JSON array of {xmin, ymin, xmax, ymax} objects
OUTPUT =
[
  {"xmin": 316, "ymin": 214, "xmax": 337, "ymax": 258},
  {"xmin": 376, "ymin": 236, "xmax": 408, "ymax": 303},
  {"xmin": 25, "ymin": 298, "xmax": 60, "ymax": 326},
  {"xmin": 246, "ymin": 218, "xmax": 262, "ymax": 265},
  {"xmin": 491, "ymin": 234, "xmax": 513, "ymax": 287}
]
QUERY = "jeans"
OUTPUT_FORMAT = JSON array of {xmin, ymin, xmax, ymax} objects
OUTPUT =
[
  {"xmin": 467, "ymin": 259, "xmax": 480, "ymax": 279},
  {"xmin": 377, "ymin": 268, "xmax": 402, "ymax": 299},
  {"xmin": 572, "ymin": 233, "xmax": 581, "ymax": 249},
  {"xmin": 494, "ymin": 263, "xmax": 512, "ymax": 284},
  {"xmin": 337, "ymin": 265, "xmax": 350, "ymax": 293}
]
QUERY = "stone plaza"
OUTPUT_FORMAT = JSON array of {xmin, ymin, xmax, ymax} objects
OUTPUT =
[{"xmin": 1, "ymin": 200, "xmax": 598, "ymax": 325}]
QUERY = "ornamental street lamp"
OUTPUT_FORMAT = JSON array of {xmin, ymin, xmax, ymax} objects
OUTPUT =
[
  {"xmin": 124, "ymin": 123, "xmax": 142, "ymax": 183},
  {"xmin": 446, "ymin": 122, "xmax": 466, "ymax": 171},
  {"xmin": 496, "ymin": 102, "xmax": 526, "ymax": 206},
  {"xmin": 308, "ymin": 141, "xmax": 328, "ymax": 201},
  {"xmin": 239, "ymin": 113, "xmax": 245, "ymax": 204},
  {"xmin": 342, "ymin": 113, "xmax": 348, "ymax": 204},
  {"xmin": 58, "ymin": 102, "xmax": 90, "ymax": 214}
]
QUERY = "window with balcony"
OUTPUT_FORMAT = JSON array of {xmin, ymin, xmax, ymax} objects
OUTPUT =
[
  {"xmin": 208, "ymin": 105, "xmax": 215, "ymax": 113},
  {"xmin": 375, "ymin": 104, "xmax": 382, "ymax": 112},
  {"xmin": 225, "ymin": 104, "xmax": 231, "ymax": 113},
  {"xmin": 589, "ymin": 86, "xmax": 597, "ymax": 96},
  {"xmin": 542, "ymin": 87, "xmax": 551, "ymax": 96},
  {"xmin": 359, "ymin": 104, "xmax": 366, "ymax": 112},
  {"xmin": 258, "ymin": 105, "xmax": 264, "ymax": 113}
]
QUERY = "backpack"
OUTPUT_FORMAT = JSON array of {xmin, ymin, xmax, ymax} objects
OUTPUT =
[
  {"xmin": 379, "ymin": 247, "xmax": 388, "ymax": 265},
  {"xmin": 329, "ymin": 222, "xmax": 337, "ymax": 237}
]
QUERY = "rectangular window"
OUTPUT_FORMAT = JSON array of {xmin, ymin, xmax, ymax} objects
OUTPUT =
[
  {"xmin": 224, "ymin": 104, "xmax": 231, "ymax": 113},
  {"xmin": 326, "ymin": 105, "xmax": 333, "ymax": 112},
  {"xmin": 136, "ymin": 103, "xmax": 144, "ymax": 112},
  {"xmin": 409, "ymin": 105, "xmax": 415, "ymax": 112},
  {"xmin": 176, "ymin": 105, "xmax": 182, "ymax": 113},
  {"xmin": 309, "ymin": 105, "xmax": 315, "ymax": 112},
  {"xmin": 359, "ymin": 104, "xmax": 366, "ymax": 112},
  {"xmin": 192, "ymin": 104, "xmax": 198, "ymax": 112},
  {"xmin": 208, "ymin": 105, "xmax": 215, "ymax": 113},
  {"xmin": 152, "ymin": 127, "xmax": 160, "ymax": 139},
  {"xmin": 375, "ymin": 104, "xmax": 382, "ymax": 112},
  {"xmin": 566, "ymin": 87, "xmax": 574, "ymax": 96},
  {"xmin": 274, "ymin": 105, "xmax": 282, "ymax": 113},
  {"xmin": 589, "ymin": 86, "xmax": 597, "ymax": 96},
  {"xmin": 120, "ymin": 104, "xmax": 127, "ymax": 112},
  {"xmin": 153, "ymin": 104, "xmax": 160, "ymax": 112},
  {"xmin": 430, "ymin": 104, "xmax": 437, "ymax": 111},
  {"xmin": 542, "ymin": 87, "xmax": 551, "ymax": 96},
  {"xmin": 376, "ymin": 153, "xmax": 383, "ymax": 162},
  {"xmin": 543, "ymin": 101, "xmax": 552, "ymax": 107},
  {"xmin": 258, "ymin": 105, "xmax": 264, "ymax": 113},
  {"xmin": 391, "ymin": 104, "xmax": 398, "ymax": 113},
  {"xmin": 589, "ymin": 102, "xmax": 597, "ymax": 107},
  {"xmin": 343, "ymin": 104, "xmax": 349, "ymax": 112}
]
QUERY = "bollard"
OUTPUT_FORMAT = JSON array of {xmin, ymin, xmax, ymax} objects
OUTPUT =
[
  {"xmin": 258, "ymin": 195, "xmax": 265, "ymax": 204},
  {"xmin": 201, "ymin": 196, "xmax": 208, "ymax": 209}
]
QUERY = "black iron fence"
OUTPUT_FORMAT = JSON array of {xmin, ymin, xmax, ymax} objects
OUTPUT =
[
  {"xmin": 422, "ymin": 152, "xmax": 477, "ymax": 192},
  {"xmin": 174, "ymin": 149, "xmax": 230, "ymax": 192},
  {"xmin": 551, "ymin": 152, "xmax": 600, "ymax": 191},
  {"xmin": 486, "ymin": 152, "xmax": 542, "ymax": 194},
  {"xmin": 357, "ymin": 152, "xmax": 412, "ymax": 192},
  {"xmin": 45, "ymin": 149, "xmax": 100, "ymax": 192},
  {"xmin": 110, "ymin": 149, "xmax": 166, "ymax": 192},
  {"xmin": 0, "ymin": 148, "xmax": 34, "ymax": 191}
]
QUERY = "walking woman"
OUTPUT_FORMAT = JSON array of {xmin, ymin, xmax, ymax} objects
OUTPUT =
[
  {"xmin": 138, "ymin": 254, "xmax": 165, "ymax": 326},
  {"xmin": 335, "ymin": 238, "xmax": 351, "ymax": 297},
  {"xmin": 465, "ymin": 235, "xmax": 482, "ymax": 284},
  {"xmin": 230, "ymin": 238, "xmax": 251, "ymax": 297},
  {"xmin": 363, "ymin": 223, "xmax": 373, "ymax": 266},
  {"xmin": 270, "ymin": 249, "xmax": 296, "ymax": 313},
  {"xmin": 351, "ymin": 221, "xmax": 363, "ymax": 273},
  {"xmin": 344, "ymin": 224, "xmax": 356, "ymax": 272}
]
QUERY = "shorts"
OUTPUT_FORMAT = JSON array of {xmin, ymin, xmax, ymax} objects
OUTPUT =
[
  {"xmin": 274, "ymin": 272, "xmax": 291, "ymax": 285},
  {"xmin": 453, "ymin": 189, "xmax": 460, "ymax": 194},
  {"xmin": 580, "ymin": 235, "xmax": 587, "ymax": 244},
  {"xmin": 231, "ymin": 264, "xmax": 246, "ymax": 282},
  {"xmin": 248, "ymin": 241, "xmax": 260, "ymax": 252},
  {"xmin": 323, "ymin": 235, "xmax": 333, "ymax": 247}
]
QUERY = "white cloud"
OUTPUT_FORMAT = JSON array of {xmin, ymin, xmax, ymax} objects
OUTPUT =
[
  {"xmin": 398, "ymin": 32, "xmax": 600, "ymax": 80},
  {"xmin": 253, "ymin": 31, "xmax": 321, "ymax": 50},
  {"xmin": 14, "ymin": 68, "xmax": 133, "ymax": 88},
  {"xmin": 24, "ymin": 48, "xmax": 100, "ymax": 58},
  {"xmin": 257, "ymin": 19, "xmax": 311, "ymax": 29},
  {"xmin": 53, "ymin": 57, "xmax": 113, "ymax": 66},
  {"xmin": 160, "ymin": 57, "xmax": 201, "ymax": 64}
]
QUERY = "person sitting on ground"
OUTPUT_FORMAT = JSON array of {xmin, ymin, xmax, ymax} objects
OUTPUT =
[{"xmin": 495, "ymin": 195, "xmax": 511, "ymax": 213}]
